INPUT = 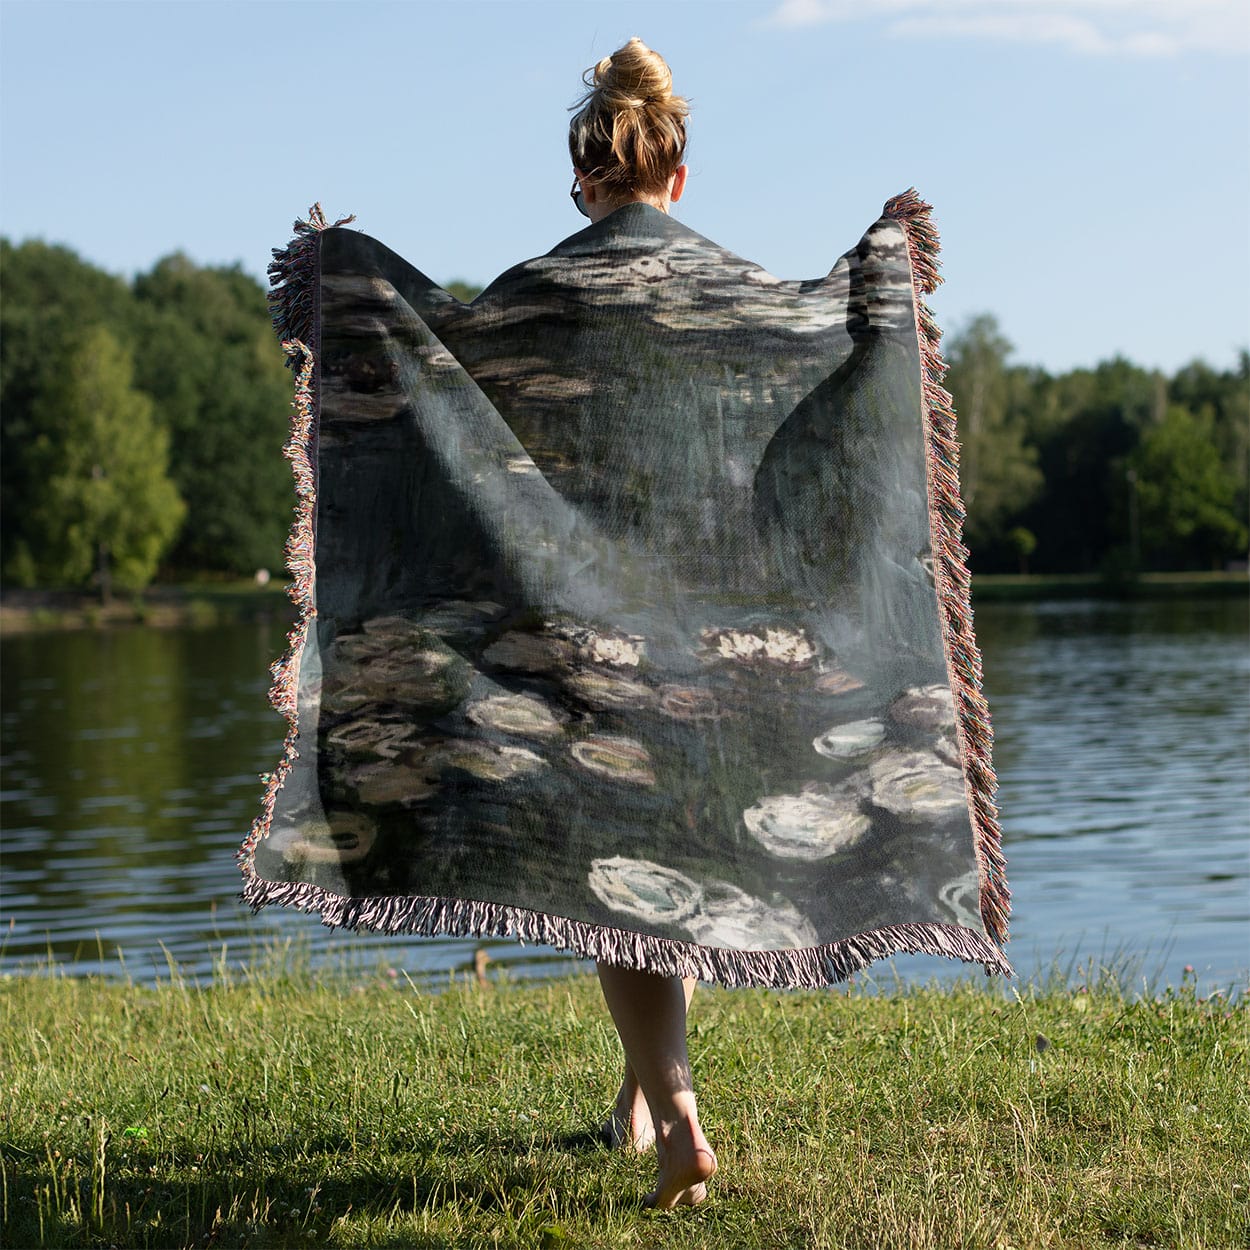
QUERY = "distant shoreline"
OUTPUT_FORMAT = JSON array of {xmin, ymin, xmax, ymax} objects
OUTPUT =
[
  {"xmin": 0, "ymin": 570, "xmax": 1245, "ymax": 635},
  {"xmin": 968, "ymin": 569, "xmax": 1248, "ymax": 601}
]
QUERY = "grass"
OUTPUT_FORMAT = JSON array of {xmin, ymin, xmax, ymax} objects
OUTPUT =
[{"xmin": 1, "ymin": 955, "xmax": 1246, "ymax": 1250}]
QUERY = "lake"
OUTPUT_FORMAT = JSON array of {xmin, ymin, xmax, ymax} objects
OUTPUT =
[{"xmin": 2, "ymin": 596, "xmax": 1246, "ymax": 995}]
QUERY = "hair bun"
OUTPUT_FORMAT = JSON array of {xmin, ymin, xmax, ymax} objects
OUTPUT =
[
  {"xmin": 595, "ymin": 36, "xmax": 673, "ymax": 109},
  {"xmin": 569, "ymin": 37, "xmax": 689, "ymax": 198}
]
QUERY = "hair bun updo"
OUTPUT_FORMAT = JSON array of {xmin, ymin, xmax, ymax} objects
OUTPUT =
[{"xmin": 568, "ymin": 37, "xmax": 689, "ymax": 199}]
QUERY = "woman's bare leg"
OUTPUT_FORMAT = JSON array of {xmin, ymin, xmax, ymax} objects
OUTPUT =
[
  {"xmin": 595, "ymin": 962, "xmax": 717, "ymax": 1208},
  {"xmin": 601, "ymin": 975, "xmax": 697, "ymax": 1151}
]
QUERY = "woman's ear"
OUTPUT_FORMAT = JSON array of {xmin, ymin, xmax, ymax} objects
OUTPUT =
[
  {"xmin": 574, "ymin": 168, "xmax": 598, "ymax": 205},
  {"xmin": 669, "ymin": 164, "xmax": 688, "ymax": 203}
]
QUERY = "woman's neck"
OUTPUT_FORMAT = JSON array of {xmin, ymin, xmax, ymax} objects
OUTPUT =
[{"xmin": 587, "ymin": 194, "xmax": 669, "ymax": 225}]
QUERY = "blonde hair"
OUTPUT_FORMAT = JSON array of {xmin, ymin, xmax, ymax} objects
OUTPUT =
[{"xmin": 568, "ymin": 37, "xmax": 689, "ymax": 199}]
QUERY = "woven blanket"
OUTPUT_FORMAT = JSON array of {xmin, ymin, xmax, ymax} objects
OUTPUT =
[{"xmin": 237, "ymin": 191, "xmax": 1012, "ymax": 987}]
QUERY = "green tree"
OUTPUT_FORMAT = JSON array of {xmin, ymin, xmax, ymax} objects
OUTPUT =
[
  {"xmin": 1128, "ymin": 405, "xmax": 1246, "ymax": 570},
  {"xmin": 1, "ymin": 239, "xmax": 139, "ymax": 580},
  {"xmin": 1169, "ymin": 353, "xmax": 1250, "ymax": 537},
  {"xmin": 131, "ymin": 255, "xmax": 294, "ymax": 574},
  {"xmin": 943, "ymin": 315, "xmax": 1043, "ymax": 563},
  {"xmin": 445, "ymin": 279, "xmax": 483, "ymax": 304},
  {"xmin": 24, "ymin": 327, "xmax": 185, "ymax": 597},
  {"xmin": 1020, "ymin": 357, "xmax": 1163, "ymax": 572}
]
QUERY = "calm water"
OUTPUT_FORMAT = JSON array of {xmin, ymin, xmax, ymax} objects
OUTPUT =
[{"xmin": 2, "ymin": 597, "xmax": 1247, "ymax": 993}]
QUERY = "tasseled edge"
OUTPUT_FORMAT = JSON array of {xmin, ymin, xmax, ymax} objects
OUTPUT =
[
  {"xmin": 240, "ymin": 873, "xmax": 1014, "ymax": 988},
  {"xmin": 883, "ymin": 187, "xmax": 1012, "ymax": 948},
  {"xmin": 265, "ymin": 203, "xmax": 355, "ymax": 370},
  {"xmin": 237, "ymin": 204, "xmax": 350, "ymax": 881},
  {"xmin": 238, "ymin": 197, "xmax": 1014, "ymax": 990}
]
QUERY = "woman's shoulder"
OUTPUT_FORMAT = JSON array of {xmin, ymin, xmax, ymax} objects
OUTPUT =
[{"xmin": 470, "ymin": 204, "xmax": 799, "ymax": 305}]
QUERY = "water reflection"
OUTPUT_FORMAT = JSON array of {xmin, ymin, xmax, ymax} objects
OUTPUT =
[{"xmin": 1, "ymin": 596, "xmax": 1246, "ymax": 992}]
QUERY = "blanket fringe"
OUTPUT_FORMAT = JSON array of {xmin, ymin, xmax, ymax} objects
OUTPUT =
[
  {"xmin": 241, "ymin": 872, "xmax": 1013, "ymax": 988},
  {"xmin": 266, "ymin": 203, "xmax": 356, "ymax": 368},
  {"xmin": 239, "ymin": 197, "xmax": 1014, "ymax": 988},
  {"xmin": 237, "ymin": 203, "xmax": 350, "ymax": 879},
  {"xmin": 883, "ymin": 188, "xmax": 1011, "ymax": 947}
]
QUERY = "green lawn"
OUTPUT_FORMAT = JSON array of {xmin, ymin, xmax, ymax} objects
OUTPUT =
[{"xmin": 1, "ymin": 958, "xmax": 1246, "ymax": 1249}]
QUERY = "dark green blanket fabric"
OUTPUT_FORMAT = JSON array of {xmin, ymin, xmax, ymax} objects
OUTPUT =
[{"xmin": 238, "ymin": 193, "xmax": 1012, "ymax": 987}]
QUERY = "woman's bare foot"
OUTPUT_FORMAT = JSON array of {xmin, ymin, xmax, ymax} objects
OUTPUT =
[
  {"xmin": 601, "ymin": 1088, "xmax": 656, "ymax": 1151},
  {"xmin": 600, "ymin": 1065, "xmax": 655, "ymax": 1150},
  {"xmin": 643, "ymin": 1116, "xmax": 718, "ymax": 1209}
]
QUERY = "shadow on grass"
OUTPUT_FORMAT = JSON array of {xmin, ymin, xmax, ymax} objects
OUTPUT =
[{"xmin": 5, "ymin": 1126, "xmax": 645, "ymax": 1250}]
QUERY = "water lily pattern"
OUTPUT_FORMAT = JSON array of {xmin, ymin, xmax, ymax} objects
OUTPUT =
[{"xmin": 248, "ymin": 200, "xmax": 997, "ymax": 957}]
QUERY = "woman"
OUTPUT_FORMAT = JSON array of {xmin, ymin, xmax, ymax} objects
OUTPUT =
[
  {"xmin": 567, "ymin": 37, "xmax": 718, "ymax": 1210},
  {"xmin": 244, "ymin": 32, "xmax": 1010, "ymax": 1222}
]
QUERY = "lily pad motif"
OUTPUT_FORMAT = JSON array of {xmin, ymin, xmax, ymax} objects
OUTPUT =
[
  {"xmin": 938, "ymin": 869, "xmax": 983, "ymax": 930},
  {"xmin": 564, "ymin": 672, "xmax": 655, "ymax": 710},
  {"xmin": 413, "ymin": 600, "xmax": 507, "ymax": 637},
  {"xmin": 505, "ymin": 452, "xmax": 539, "ymax": 474},
  {"xmin": 348, "ymin": 761, "xmax": 438, "ymax": 806},
  {"xmin": 742, "ymin": 778, "xmax": 871, "ymax": 859},
  {"xmin": 683, "ymin": 881, "xmax": 819, "ymax": 950},
  {"xmin": 358, "ymin": 614, "xmax": 416, "ymax": 637},
  {"xmin": 933, "ymin": 735, "xmax": 962, "ymax": 768},
  {"xmin": 888, "ymin": 684, "xmax": 956, "ymax": 733},
  {"xmin": 588, "ymin": 856, "xmax": 702, "ymax": 923},
  {"xmin": 570, "ymin": 734, "xmax": 656, "ymax": 785},
  {"xmin": 481, "ymin": 630, "xmax": 576, "ymax": 674},
  {"xmin": 812, "ymin": 718, "xmax": 886, "ymax": 760},
  {"xmin": 465, "ymin": 692, "xmax": 567, "ymax": 737},
  {"xmin": 813, "ymin": 668, "xmax": 865, "ymax": 696},
  {"xmin": 414, "ymin": 739, "xmax": 548, "ymax": 782},
  {"xmin": 325, "ymin": 718, "xmax": 418, "ymax": 760},
  {"xmin": 323, "ymin": 623, "xmax": 471, "ymax": 716},
  {"xmin": 658, "ymin": 684, "xmax": 722, "ymax": 720},
  {"xmin": 268, "ymin": 810, "xmax": 377, "ymax": 865},
  {"xmin": 868, "ymin": 749, "xmax": 966, "ymax": 822}
]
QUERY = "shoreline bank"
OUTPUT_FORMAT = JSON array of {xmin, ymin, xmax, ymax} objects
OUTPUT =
[{"xmin": 1, "ymin": 571, "xmax": 1244, "ymax": 635}]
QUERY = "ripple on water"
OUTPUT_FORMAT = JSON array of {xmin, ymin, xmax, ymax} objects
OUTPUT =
[{"xmin": 0, "ymin": 603, "xmax": 1246, "ymax": 990}]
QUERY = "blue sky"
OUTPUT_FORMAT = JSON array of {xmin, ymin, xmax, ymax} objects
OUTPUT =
[{"xmin": 2, "ymin": 0, "xmax": 1246, "ymax": 374}]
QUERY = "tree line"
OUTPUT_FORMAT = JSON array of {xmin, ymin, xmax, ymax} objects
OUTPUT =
[
  {"xmin": 945, "ymin": 315, "xmax": 1247, "ymax": 575},
  {"xmin": 1, "ymin": 238, "xmax": 1245, "ymax": 595}
]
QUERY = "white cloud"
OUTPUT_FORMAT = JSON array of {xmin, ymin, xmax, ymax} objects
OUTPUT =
[{"xmin": 765, "ymin": 0, "xmax": 1250, "ymax": 57}]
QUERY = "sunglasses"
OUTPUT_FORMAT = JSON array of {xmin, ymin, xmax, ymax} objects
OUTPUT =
[{"xmin": 570, "ymin": 176, "xmax": 589, "ymax": 218}]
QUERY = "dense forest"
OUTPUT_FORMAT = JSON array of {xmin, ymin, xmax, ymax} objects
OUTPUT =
[{"xmin": 1, "ymin": 238, "xmax": 1246, "ymax": 594}]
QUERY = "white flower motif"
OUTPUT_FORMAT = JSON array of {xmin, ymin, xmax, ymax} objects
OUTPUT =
[
  {"xmin": 717, "ymin": 630, "xmax": 767, "ymax": 661},
  {"xmin": 762, "ymin": 627, "xmax": 816, "ymax": 664},
  {"xmin": 588, "ymin": 634, "xmax": 643, "ymax": 666},
  {"xmin": 706, "ymin": 625, "xmax": 817, "ymax": 667},
  {"xmin": 742, "ymin": 779, "xmax": 870, "ymax": 859}
]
